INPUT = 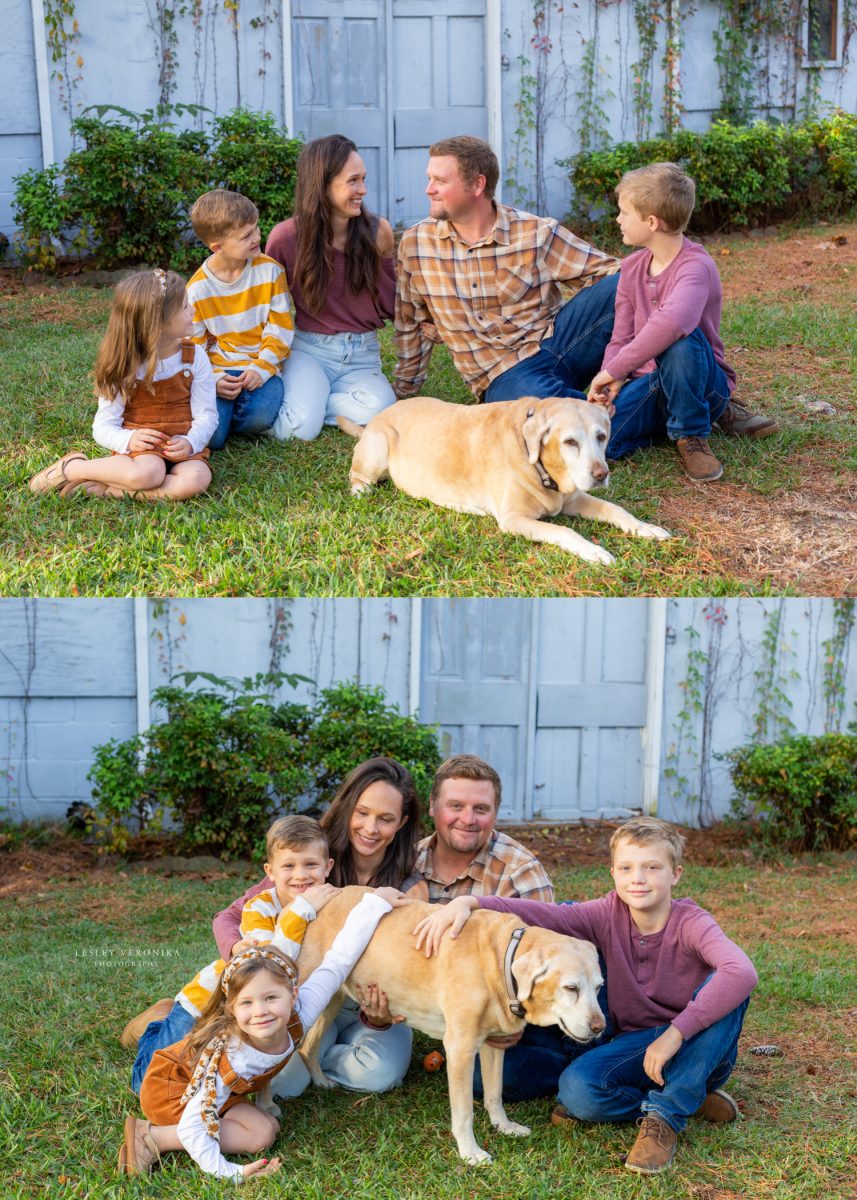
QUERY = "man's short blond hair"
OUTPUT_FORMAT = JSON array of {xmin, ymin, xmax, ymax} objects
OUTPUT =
[
  {"xmin": 429, "ymin": 136, "xmax": 499, "ymax": 200},
  {"xmin": 609, "ymin": 816, "xmax": 686, "ymax": 870},
  {"xmin": 190, "ymin": 189, "xmax": 259, "ymax": 247},
  {"xmin": 616, "ymin": 162, "xmax": 696, "ymax": 233},
  {"xmin": 430, "ymin": 754, "xmax": 501, "ymax": 809},
  {"xmin": 266, "ymin": 814, "xmax": 329, "ymax": 863}
]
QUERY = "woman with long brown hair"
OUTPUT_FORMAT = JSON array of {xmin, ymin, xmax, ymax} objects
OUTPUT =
[{"xmin": 264, "ymin": 134, "xmax": 397, "ymax": 441}]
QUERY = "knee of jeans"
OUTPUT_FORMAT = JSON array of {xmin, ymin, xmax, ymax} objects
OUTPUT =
[
  {"xmin": 657, "ymin": 330, "xmax": 707, "ymax": 371},
  {"xmin": 557, "ymin": 1060, "xmax": 604, "ymax": 1119},
  {"xmin": 348, "ymin": 386, "xmax": 394, "ymax": 419}
]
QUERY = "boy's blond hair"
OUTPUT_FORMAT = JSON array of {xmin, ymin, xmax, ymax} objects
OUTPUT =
[
  {"xmin": 616, "ymin": 163, "xmax": 696, "ymax": 234},
  {"xmin": 609, "ymin": 815, "xmax": 686, "ymax": 870},
  {"xmin": 190, "ymin": 189, "xmax": 259, "ymax": 247},
  {"xmin": 266, "ymin": 814, "xmax": 329, "ymax": 863}
]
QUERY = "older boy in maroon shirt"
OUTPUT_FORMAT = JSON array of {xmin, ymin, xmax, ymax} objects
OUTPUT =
[{"xmin": 416, "ymin": 815, "xmax": 757, "ymax": 1176}]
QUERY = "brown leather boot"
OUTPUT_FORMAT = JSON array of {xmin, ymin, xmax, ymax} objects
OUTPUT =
[
  {"xmin": 715, "ymin": 399, "xmax": 778, "ymax": 437},
  {"xmin": 624, "ymin": 1115, "xmax": 677, "ymax": 1174},
  {"xmin": 694, "ymin": 1089, "xmax": 739, "ymax": 1122},
  {"xmin": 676, "ymin": 436, "xmax": 723, "ymax": 482},
  {"xmin": 119, "ymin": 998, "xmax": 173, "ymax": 1049},
  {"xmin": 550, "ymin": 1103, "xmax": 578, "ymax": 1129}
]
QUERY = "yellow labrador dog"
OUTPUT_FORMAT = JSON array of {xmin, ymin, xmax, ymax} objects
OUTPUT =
[
  {"xmin": 296, "ymin": 887, "xmax": 605, "ymax": 1165},
  {"xmin": 338, "ymin": 395, "xmax": 670, "ymax": 566}
]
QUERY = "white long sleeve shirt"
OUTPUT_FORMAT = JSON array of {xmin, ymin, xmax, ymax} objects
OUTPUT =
[
  {"xmin": 176, "ymin": 892, "xmax": 392, "ymax": 1179},
  {"xmin": 91, "ymin": 344, "xmax": 218, "ymax": 455}
]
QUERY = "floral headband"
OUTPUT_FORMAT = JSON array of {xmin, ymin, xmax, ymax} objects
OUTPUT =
[
  {"xmin": 152, "ymin": 267, "xmax": 167, "ymax": 296},
  {"xmin": 221, "ymin": 946, "xmax": 298, "ymax": 998}
]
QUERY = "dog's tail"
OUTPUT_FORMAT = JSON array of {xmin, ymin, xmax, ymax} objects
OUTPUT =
[{"xmin": 336, "ymin": 415, "xmax": 364, "ymax": 440}]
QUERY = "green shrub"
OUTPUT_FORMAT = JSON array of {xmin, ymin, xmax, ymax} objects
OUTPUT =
[
  {"xmin": 208, "ymin": 109, "xmax": 303, "ymax": 241},
  {"xmin": 12, "ymin": 105, "xmax": 302, "ymax": 271},
  {"xmin": 726, "ymin": 732, "xmax": 857, "ymax": 853},
  {"xmin": 564, "ymin": 110, "xmax": 857, "ymax": 240},
  {"xmin": 88, "ymin": 675, "xmax": 441, "ymax": 858},
  {"xmin": 281, "ymin": 681, "xmax": 442, "ymax": 807},
  {"xmin": 88, "ymin": 672, "xmax": 311, "ymax": 858}
]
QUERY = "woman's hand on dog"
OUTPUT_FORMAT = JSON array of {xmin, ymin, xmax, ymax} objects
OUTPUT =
[
  {"xmin": 354, "ymin": 982, "xmax": 405, "ymax": 1026},
  {"xmin": 413, "ymin": 896, "xmax": 479, "ymax": 957}
]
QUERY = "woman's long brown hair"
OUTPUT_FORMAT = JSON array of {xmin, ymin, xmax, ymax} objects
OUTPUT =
[
  {"xmin": 320, "ymin": 757, "xmax": 420, "ymax": 889},
  {"xmin": 292, "ymin": 134, "xmax": 382, "ymax": 314},
  {"xmin": 93, "ymin": 269, "xmax": 186, "ymax": 404}
]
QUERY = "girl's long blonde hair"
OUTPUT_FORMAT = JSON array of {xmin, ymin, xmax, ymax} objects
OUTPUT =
[
  {"xmin": 93, "ymin": 269, "xmax": 187, "ymax": 404},
  {"xmin": 185, "ymin": 949, "xmax": 297, "ymax": 1070}
]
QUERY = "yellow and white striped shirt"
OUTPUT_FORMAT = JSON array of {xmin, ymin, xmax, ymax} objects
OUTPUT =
[
  {"xmin": 187, "ymin": 254, "xmax": 294, "ymax": 379},
  {"xmin": 177, "ymin": 890, "xmax": 315, "ymax": 1018}
]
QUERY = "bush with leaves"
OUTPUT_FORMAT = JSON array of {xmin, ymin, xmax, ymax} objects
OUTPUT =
[
  {"xmin": 12, "ymin": 105, "xmax": 302, "ymax": 271},
  {"xmin": 87, "ymin": 672, "xmax": 311, "ymax": 858},
  {"xmin": 564, "ymin": 110, "xmax": 857, "ymax": 241},
  {"xmin": 726, "ymin": 732, "xmax": 857, "ymax": 853},
  {"xmin": 88, "ymin": 676, "xmax": 441, "ymax": 858},
  {"xmin": 276, "ymin": 681, "xmax": 442, "ymax": 808}
]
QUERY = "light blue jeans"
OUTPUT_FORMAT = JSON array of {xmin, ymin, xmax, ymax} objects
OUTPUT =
[
  {"xmin": 270, "ymin": 998, "xmax": 413, "ymax": 1098},
  {"xmin": 268, "ymin": 330, "xmax": 396, "ymax": 442}
]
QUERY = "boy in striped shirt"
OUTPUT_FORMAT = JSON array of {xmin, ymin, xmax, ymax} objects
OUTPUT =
[
  {"xmin": 127, "ymin": 815, "xmax": 337, "ymax": 1094},
  {"xmin": 187, "ymin": 190, "xmax": 294, "ymax": 449}
]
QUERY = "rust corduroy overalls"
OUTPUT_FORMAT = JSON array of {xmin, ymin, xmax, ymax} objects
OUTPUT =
[
  {"xmin": 122, "ymin": 341, "xmax": 210, "ymax": 462},
  {"xmin": 139, "ymin": 1010, "xmax": 304, "ymax": 1125}
]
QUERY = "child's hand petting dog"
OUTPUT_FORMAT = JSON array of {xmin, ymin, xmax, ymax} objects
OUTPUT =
[{"xmin": 300, "ymin": 883, "xmax": 340, "ymax": 913}]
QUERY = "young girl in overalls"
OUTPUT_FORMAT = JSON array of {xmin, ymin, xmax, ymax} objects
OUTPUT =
[
  {"xmin": 119, "ymin": 890, "xmax": 397, "ymax": 1181},
  {"xmin": 29, "ymin": 269, "xmax": 217, "ymax": 502}
]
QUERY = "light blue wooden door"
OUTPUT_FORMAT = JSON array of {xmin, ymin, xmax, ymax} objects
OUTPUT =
[
  {"xmin": 419, "ymin": 600, "xmax": 651, "ymax": 821},
  {"xmin": 291, "ymin": 0, "xmax": 389, "ymax": 215},
  {"xmin": 391, "ymin": 0, "xmax": 488, "ymax": 227},
  {"xmin": 290, "ymin": 1, "xmax": 487, "ymax": 227}
]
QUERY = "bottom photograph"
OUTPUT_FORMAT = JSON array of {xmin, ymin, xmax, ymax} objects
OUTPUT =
[{"xmin": 1, "ymin": 597, "xmax": 854, "ymax": 1198}]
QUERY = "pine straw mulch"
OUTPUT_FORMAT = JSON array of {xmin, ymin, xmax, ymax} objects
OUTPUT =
[{"xmin": 655, "ymin": 451, "xmax": 857, "ymax": 595}]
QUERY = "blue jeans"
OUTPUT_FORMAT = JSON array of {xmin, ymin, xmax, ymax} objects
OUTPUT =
[
  {"xmin": 130, "ymin": 1000, "xmax": 194, "ymax": 1094},
  {"xmin": 268, "ymin": 330, "xmax": 396, "ymax": 442},
  {"xmin": 483, "ymin": 275, "xmax": 619, "ymax": 403},
  {"xmin": 557, "ymin": 995, "xmax": 749, "ymax": 1133},
  {"xmin": 607, "ymin": 329, "xmax": 731, "ymax": 459},
  {"xmin": 208, "ymin": 369, "xmax": 284, "ymax": 450}
]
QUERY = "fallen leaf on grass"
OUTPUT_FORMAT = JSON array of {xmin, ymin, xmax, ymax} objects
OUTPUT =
[{"xmin": 404, "ymin": 548, "xmax": 423, "ymax": 561}]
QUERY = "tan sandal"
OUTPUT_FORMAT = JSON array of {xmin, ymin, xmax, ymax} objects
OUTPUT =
[
  {"xmin": 118, "ymin": 1115, "xmax": 160, "ymax": 1175},
  {"xmin": 59, "ymin": 479, "xmax": 109, "ymax": 499},
  {"xmin": 29, "ymin": 452, "xmax": 87, "ymax": 494}
]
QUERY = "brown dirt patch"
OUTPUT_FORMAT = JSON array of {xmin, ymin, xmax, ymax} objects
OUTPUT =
[
  {"xmin": 657, "ymin": 453, "xmax": 857, "ymax": 594},
  {"xmin": 712, "ymin": 223, "xmax": 857, "ymax": 305},
  {"xmin": 500, "ymin": 820, "xmax": 755, "ymax": 870}
]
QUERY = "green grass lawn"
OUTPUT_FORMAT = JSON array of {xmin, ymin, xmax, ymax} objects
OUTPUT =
[
  {"xmin": 1, "ymin": 223, "xmax": 855, "ymax": 597},
  {"xmin": 1, "ymin": 860, "xmax": 854, "ymax": 1199}
]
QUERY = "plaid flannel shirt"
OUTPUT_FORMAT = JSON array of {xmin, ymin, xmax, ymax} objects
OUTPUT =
[
  {"xmin": 394, "ymin": 203, "xmax": 619, "ymax": 399},
  {"xmin": 414, "ymin": 829, "xmax": 554, "ymax": 905}
]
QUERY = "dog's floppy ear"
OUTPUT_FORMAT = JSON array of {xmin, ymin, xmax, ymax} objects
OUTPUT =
[
  {"xmin": 522, "ymin": 406, "xmax": 552, "ymax": 464},
  {"xmin": 511, "ymin": 948, "xmax": 549, "ymax": 1002}
]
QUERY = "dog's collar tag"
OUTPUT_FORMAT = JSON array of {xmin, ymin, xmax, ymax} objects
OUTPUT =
[
  {"xmin": 535, "ymin": 458, "xmax": 559, "ymax": 491},
  {"xmin": 504, "ymin": 927, "xmax": 527, "ymax": 1018}
]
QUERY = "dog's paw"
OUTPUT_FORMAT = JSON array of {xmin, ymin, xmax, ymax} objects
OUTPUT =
[
  {"xmin": 256, "ymin": 1098, "xmax": 282, "ymax": 1120},
  {"xmin": 309, "ymin": 1070, "xmax": 336, "ymax": 1089},
  {"xmin": 350, "ymin": 480, "xmax": 373, "ymax": 497},
  {"xmin": 633, "ymin": 521, "xmax": 672, "ymax": 541},
  {"xmin": 462, "ymin": 1147, "xmax": 493, "ymax": 1165},
  {"xmin": 495, "ymin": 1119, "xmax": 531, "ymax": 1138},
  {"xmin": 578, "ymin": 542, "xmax": 616, "ymax": 566}
]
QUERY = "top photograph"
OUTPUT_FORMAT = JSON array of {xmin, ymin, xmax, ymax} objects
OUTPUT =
[{"xmin": 3, "ymin": 0, "xmax": 855, "ymax": 598}]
